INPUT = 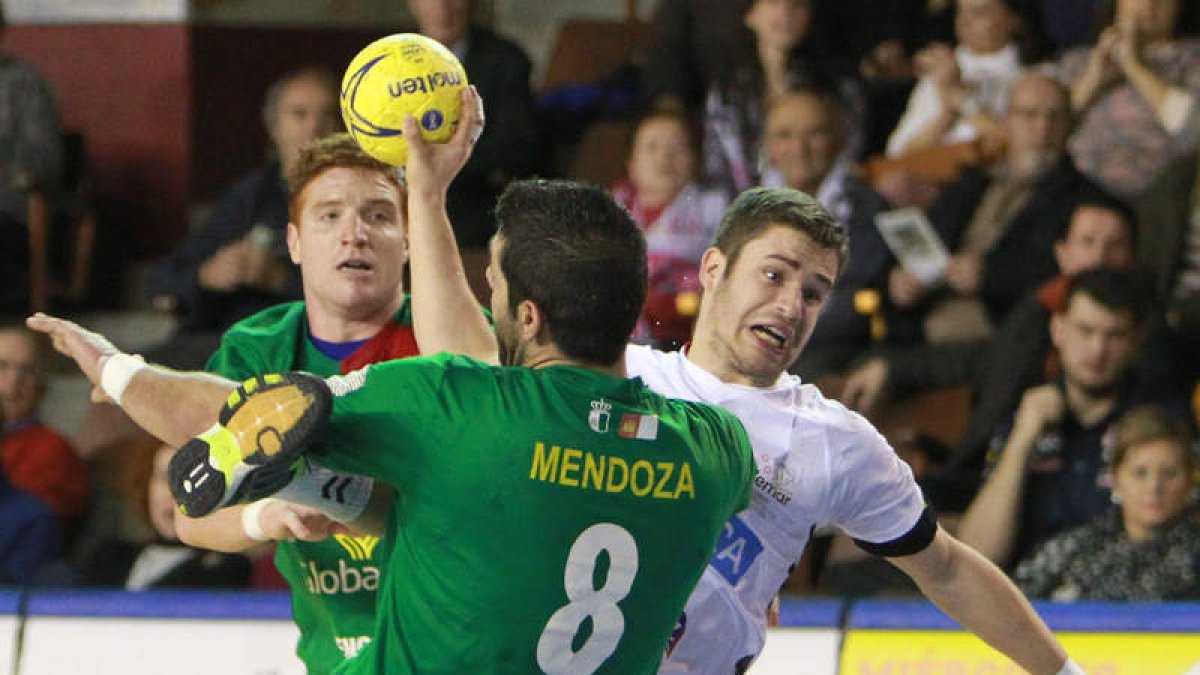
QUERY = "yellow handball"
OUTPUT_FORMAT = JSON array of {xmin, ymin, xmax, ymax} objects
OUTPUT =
[{"xmin": 340, "ymin": 33, "xmax": 469, "ymax": 166}]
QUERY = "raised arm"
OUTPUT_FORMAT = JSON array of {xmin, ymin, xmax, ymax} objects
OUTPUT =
[
  {"xmin": 404, "ymin": 86, "xmax": 498, "ymax": 363},
  {"xmin": 957, "ymin": 383, "xmax": 1063, "ymax": 565},
  {"xmin": 888, "ymin": 528, "xmax": 1076, "ymax": 675},
  {"xmin": 26, "ymin": 313, "xmax": 235, "ymax": 447}
]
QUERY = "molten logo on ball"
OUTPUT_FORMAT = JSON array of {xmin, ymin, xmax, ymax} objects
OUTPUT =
[{"xmin": 340, "ymin": 33, "xmax": 469, "ymax": 166}]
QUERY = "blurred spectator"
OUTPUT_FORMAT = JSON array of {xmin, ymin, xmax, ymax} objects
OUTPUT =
[
  {"xmin": 150, "ymin": 67, "xmax": 339, "ymax": 368},
  {"xmin": 1055, "ymin": 0, "xmax": 1200, "ymax": 199},
  {"xmin": 1014, "ymin": 405, "xmax": 1200, "ymax": 601},
  {"xmin": 642, "ymin": 0, "xmax": 765, "ymax": 110},
  {"xmin": 0, "ymin": 467, "xmax": 59, "ymax": 585},
  {"xmin": 612, "ymin": 109, "xmax": 727, "ymax": 349},
  {"xmin": 888, "ymin": 72, "xmax": 1096, "ymax": 342},
  {"xmin": 703, "ymin": 0, "xmax": 858, "ymax": 193},
  {"xmin": 409, "ymin": 0, "xmax": 541, "ymax": 250},
  {"xmin": 842, "ymin": 194, "xmax": 1137, "ymax": 415},
  {"xmin": 76, "ymin": 442, "xmax": 252, "ymax": 589},
  {"xmin": 0, "ymin": 5, "xmax": 63, "ymax": 312},
  {"xmin": 886, "ymin": 0, "xmax": 1036, "ymax": 157},
  {"xmin": 956, "ymin": 268, "xmax": 1191, "ymax": 568},
  {"xmin": 759, "ymin": 86, "xmax": 897, "ymax": 380},
  {"xmin": 1138, "ymin": 151, "xmax": 1200, "ymax": 384},
  {"xmin": 0, "ymin": 324, "xmax": 88, "ymax": 522}
]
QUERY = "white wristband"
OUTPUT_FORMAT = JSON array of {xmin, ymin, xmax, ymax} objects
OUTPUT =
[
  {"xmin": 1056, "ymin": 658, "xmax": 1086, "ymax": 675},
  {"xmin": 100, "ymin": 353, "xmax": 146, "ymax": 404},
  {"xmin": 241, "ymin": 498, "xmax": 276, "ymax": 542}
]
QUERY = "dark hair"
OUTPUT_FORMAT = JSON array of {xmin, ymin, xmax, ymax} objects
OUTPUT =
[
  {"xmin": 495, "ymin": 179, "xmax": 647, "ymax": 365},
  {"xmin": 711, "ymin": 187, "xmax": 848, "ymax": 277},
  {"xmin": 1107, "ymin": 405, "xmax": 1196, "ymax": 479},
  {"xmin": 1062, "ymin": 267, "xmax": 1150, "ymax": 325},
  {"xmin": 1057, "ymin": 190, "xmax": 1137, "ymax": 245},
  {"xmin": 262, "ymin": 66, "xmax": 337, "ymax": 130},
  {"xmin": 286, "ymin": 133, "xmax": 405, "ymax": 223}
]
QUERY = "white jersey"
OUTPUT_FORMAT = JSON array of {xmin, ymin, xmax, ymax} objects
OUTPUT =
[{"xmin": 625, "ymin": 345, "xmax": 929, "ymax": 674}]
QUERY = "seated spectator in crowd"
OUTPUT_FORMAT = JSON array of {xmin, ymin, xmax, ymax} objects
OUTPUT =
[
  {"xmin": 704, "ymin": 0, "xmax": 857, "ymax": 193},
  {"xmin": 1014, "ymin": 404, "xmax": 1200, "ymax": 601},
  {"xmin": 886, "ymin": 0, "xmax": 1035, "ymax": 157},
  {"xmin": 956, "ymin": 268, "xmax": 1191, "ymax": 569},
  {"xmin": 888, "ymin": 72, "xmax": 1097, "ymax": 342},
  {"xmin": 0, "ymin": 324, "xmax": 87, "ymax": 524},
  {"xmin": 0, "ymin": 4, "xmax": 63, "ymax": 312},
  {"xmin": 642, "ymin": 0, "xmax": 816, "ymax": 111},
  {"xmin": 1055, "ymin": 0, "xmax": 1200, "ymax": 199},
  {"xmin": 408, "ymin": 0, "xmax": 541, "ymax": 251},
  {"xmin": 759, "ymin": 85, "xmax": 897, "ymax": 380},
  {"xmin": 75, "ymin": 441, "xmax": 252, "ymax": 589},
  {"xmin": 0, "ymin": 466, "xmax": 59, "ymax": 585},
  {"xmin": 612, "ymin": 109, "xmax": 727, "ymax": 349},
  {"xmin": 150, "ymin": 67, "xmax": 339, "ymax": 368},
  {"xmin": 1138, "ymin": 151, "xmax": 1200, "ymax": 385},
  {"xmin": 842, "ymin": 196, "xmax": 1150, "ymax": 509}
]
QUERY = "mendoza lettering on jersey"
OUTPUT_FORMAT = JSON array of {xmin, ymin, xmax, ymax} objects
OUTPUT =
[{"xmin": 529, "ymin": 442, "xmax": 695, "ymax": 499}]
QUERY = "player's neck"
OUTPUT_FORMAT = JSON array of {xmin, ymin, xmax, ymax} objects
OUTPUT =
[
  {"xmin": 307, "ymin": 292, "xmax": 404, "ymax": 343},
  {"xmin": 521, "ymin": 346, "xmax": 627, "ymax": 379}
]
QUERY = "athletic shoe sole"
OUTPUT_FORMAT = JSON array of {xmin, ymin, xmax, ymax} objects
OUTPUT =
[{"xmin": 168, "ymin": 372, "xmax": 332, "ymax": 518}]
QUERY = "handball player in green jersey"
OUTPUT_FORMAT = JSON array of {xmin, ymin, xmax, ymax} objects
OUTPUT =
[{"xmin": 166, "ymin": 98, "xmax": 492, "ymax": 674}]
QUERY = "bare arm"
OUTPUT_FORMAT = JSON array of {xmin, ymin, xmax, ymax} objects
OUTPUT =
[
  {"xmin": 888, "ymin": 528, "xmax": 1069, "ymax": 675},
  {"xmin": 174, "ymin": 500, "xmax": 344, "ymax": 553},
  {"xmin": 404, "ymin": 86, "xmax": 498, "ymax": 364},
  {"xmin": 957, "ymin": 384, "xmax": 1063, "ymax": 566},
  {"xmin": 26, "ymin": 313, "xmax": 235, "ymax": 447}
]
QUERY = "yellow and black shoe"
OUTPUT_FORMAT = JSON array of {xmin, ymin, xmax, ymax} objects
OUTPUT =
[{"xmin": 168, "ymin": 371, "xmax": 332, "ymax": 518}]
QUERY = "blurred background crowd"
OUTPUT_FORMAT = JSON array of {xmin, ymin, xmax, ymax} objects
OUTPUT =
[{"xmin": 1, "ymin": 0, "xmax": 1200, "ymax": 601}]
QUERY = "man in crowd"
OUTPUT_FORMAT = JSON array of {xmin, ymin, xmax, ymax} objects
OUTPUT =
[
  {"xmin": 887, "ymin": 71, "xmax": 1100, "ymax": 342},
  {"xmin": 957, "ymin": 268, "xmax": 1193, "ymax": 568},
  {"xmin": 149, "ymin": 67, "xmax": 340, "ymax": 366}
]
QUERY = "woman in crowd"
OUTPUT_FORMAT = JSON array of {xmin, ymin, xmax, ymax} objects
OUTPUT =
[
  {"xmin": 1057, "ymin": 0, "xmax": 1200, "ymax": 199},
  {"xmin": 1014, "ymin": 405, "xmax": 1200, "ymax": 601},
  {"xmin": 703, "ymin": 0, "xmax": 856, "ymax": 193},
  {"xmin": 612, "ymin": 108, "xmax": 727, "ymax": 349},
  {"xmin": 886, "ymin": 0, "xmax": 1038, "ymax": 157}
]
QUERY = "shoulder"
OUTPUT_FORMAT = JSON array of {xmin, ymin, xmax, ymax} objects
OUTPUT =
[
  {"xmin": 224, "ymin": 302, "xmax": 306, "ymax": 337},
  {"xmin": 789, "ymin": 385, "xmax": 900, "ymax": 474}
]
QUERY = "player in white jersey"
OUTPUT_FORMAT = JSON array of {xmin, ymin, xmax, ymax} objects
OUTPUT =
[
  {"xmin": 632, "ymin": 187, "xmax": 1081, "ymax": 675},
  {"xmin": 341, "ymin": 163, "xmax": 1086, "ymax": 675},
  {"xmin": 627, "ymin": 344, "xmax": 927, "ymax": 671}
]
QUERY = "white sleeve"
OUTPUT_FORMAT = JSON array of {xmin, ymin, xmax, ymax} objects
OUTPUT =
[
  {"xmin": 886, "ymin": 77, "xmax": 942, "ymax": 157},
  {"xmin": 825, "ymin": 412, "xmax": 928, "ymax": 545}
]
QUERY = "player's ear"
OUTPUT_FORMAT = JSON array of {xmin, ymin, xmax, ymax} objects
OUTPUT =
[
  {"xmin": 698, "ymin": 247, "xmax": 726, "ymax": 292},
  {"xmin": 517, "ymin": 299, "xmax": 543, "ymax": 341},
  {"xmin": 287, "ymin": 222, "xmax": 302, "ymax": 265}
]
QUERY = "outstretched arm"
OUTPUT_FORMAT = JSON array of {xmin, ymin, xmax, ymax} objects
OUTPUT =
[
  {"xmin": 889, "ymin": 528, "xmax": 1075, "ymax": 675},
  {"xmin": 404, "ymin": 86, "xmax": 498, "ymax": 364},
  {"xmin": 27, "ymin": 313, "xmax": 235, "ymax": 447}
]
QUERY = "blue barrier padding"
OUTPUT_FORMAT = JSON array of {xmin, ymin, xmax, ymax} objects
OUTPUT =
[
  {"xmin": 25, "ymin": 590, "xmax": 293, "ymax": 621},
  {"xmin": 777, "ymin": 598, "xmax": 844, "ymax": 628},
  {"xmin": 848, "ymin": 599, "xmax": 1200, "ymax": 633},
  {"xmin": 0, "ymin": 589, "xmax": 21, "ymax": 615},
  {"xmin": 1031, "ymin": 601, "xmax": 1200, "ymax": 632}
]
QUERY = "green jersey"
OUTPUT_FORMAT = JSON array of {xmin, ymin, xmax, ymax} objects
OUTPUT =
[
  {"xmin": 208, "ymin": 300, "xmax": 418, "ymax": 675},
  {"xmin": 319, "ymin": 354, "xmax": 755, "ymax": 675}
]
